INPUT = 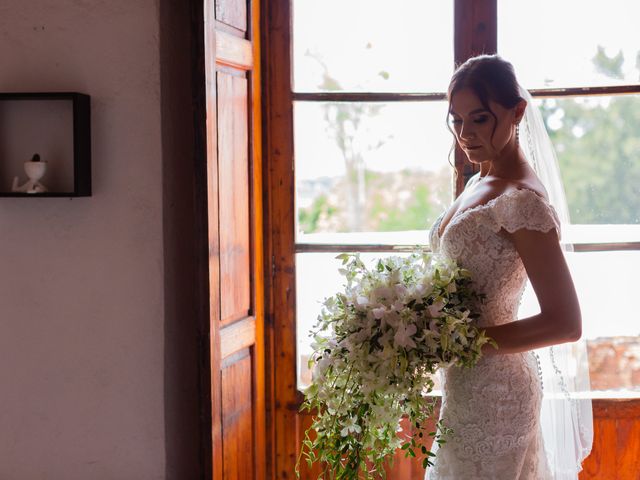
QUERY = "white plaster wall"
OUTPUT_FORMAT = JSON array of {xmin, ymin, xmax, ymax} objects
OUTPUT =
[{"xmin": 0, "ymin": 1, "xmax": 165, "ymax": 479}]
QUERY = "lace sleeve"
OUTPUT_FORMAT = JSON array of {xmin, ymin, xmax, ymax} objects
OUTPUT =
[{"xmin": 488, "ymin": 189, "xmax": 561, "ymax": 239}]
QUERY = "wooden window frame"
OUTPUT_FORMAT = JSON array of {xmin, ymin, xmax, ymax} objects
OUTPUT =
[{"xmin": 263, "ymin": 0, "xmax": 640, "ymax": 477}]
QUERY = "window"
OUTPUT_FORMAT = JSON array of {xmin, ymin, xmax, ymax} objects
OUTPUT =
[
  {"xmin": 293, "ymin": 0, "xmax": 453, "ymax": 93},
  {"xmin": 499, "ymin": 0, "xmax": 639, "ymax": 89},
  {"xmin": 267, "ymin": 1, "xmax": 640, "ymax": 476},
  {"xmin": 290, "ymin": 0, "xmax": 640, "ymax": 395},
  {"xmin": 499, "ymin": 0, "xmax": 640, "ymax": 397},
  {"xmin": 292, "ymin": 0, "xmax": 455, "ymax": 389}
]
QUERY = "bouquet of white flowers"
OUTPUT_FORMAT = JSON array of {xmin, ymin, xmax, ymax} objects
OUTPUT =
[{"xmin": 297, "ymin": 250, "xmax": 495, "ymax": 479}]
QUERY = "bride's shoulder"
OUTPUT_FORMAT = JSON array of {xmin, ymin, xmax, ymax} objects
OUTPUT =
[
  {"xmin": 482, "ymin": 179, "xmax": 560, "ymax": 235},
  {"xmin": 484, "ymin": 177, "xmax": 549, "ymax": 203}
]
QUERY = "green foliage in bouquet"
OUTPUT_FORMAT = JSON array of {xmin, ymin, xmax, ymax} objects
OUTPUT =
[{"xmin": 297, "ymin": 250, "xmax": 496, "ymax": 479}]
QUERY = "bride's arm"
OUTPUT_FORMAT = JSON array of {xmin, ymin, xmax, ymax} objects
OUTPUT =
[{"xmin": 481, "ymin": 228, "xmax": 582, "ymax": 356}]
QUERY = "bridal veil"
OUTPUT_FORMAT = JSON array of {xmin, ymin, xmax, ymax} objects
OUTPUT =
[{"xmin": 518, "ymin": 84, "xmax": 594, "ymax": 478}]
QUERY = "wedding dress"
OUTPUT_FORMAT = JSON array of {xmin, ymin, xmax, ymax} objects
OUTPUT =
[{"xmin": 425, "ymin": 176, "xmax": 560, "ymax": 479}]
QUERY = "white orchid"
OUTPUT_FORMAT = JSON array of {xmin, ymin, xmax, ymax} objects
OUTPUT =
[
  {"xmin": 356, "ymin": 295, "xmax": 370, "ymax": 307},
  {"xmin": 300, "ymin": 250, "xmax": 494, "ymax": 479},
  {"xmin": 427, "ymin": 298, "xmax": 446, "ymax": 317},
  {"xmin": 392, "ymin": 299, "xmax": 405, "ymax": 312},
  {"xmin": 394, "ymin": 283, "xmax": 408, "ymax": 297},
  {"xmin": 341, "ymin": 416, "xmax": 362, "ymax": 437},
  {"xmin": 373, "ymin": 286, "xmax": 393, "ymax": 302},
  {"xmin": 394, "ymin": 322, "xmax": 418, "ymax": 349}
]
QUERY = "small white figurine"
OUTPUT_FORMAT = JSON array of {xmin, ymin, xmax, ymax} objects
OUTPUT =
[{"xmin": 12, "ymin": 154, "xmax": 48, "ymax": 194}]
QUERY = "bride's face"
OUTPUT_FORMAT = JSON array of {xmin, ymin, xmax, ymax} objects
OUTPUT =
[{"xmin": 448, "ymin": 88, "xmax": 517, "ymax": 164}]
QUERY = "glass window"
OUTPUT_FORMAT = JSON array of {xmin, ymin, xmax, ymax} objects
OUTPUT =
[
  {"xmin": 535, "ymin": 94, "xmax": 640, "ymax": 229},
  {"xmin": 499, "ymin": 0, "xmax": 640, "ymax": 89},
  {"xmin": 519, "ymin": 250, "xmax": 640, "ymax": 397},
  {"xmin": 294, "ymin": 101, "xmax": 453, "ymax": 242},
  {"xmin": 500, "ymin": 1, "xmax": 640, "ymax": 397},
  {"xmin": 528, "ymin": 92, "xmax": 640, "ymax": 396},
  {"xmin": 538, "ymin": 93, "xmax": 640, "ymax": 395},
  {"xmin": 293, "ymin": 0, "xmax": 453, "ymax": 92},
  {"xmin": 291, "ymin": 0, "xmax": 640, "ymax": 396},
  {"xmin": 297, "ymin": 252, "xmax": 390, "ymax": 389}
]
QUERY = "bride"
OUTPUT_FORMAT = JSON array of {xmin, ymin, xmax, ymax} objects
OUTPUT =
[{"xmin": 425, "ymin": 55, "xmax": 593, "ymax": 479}]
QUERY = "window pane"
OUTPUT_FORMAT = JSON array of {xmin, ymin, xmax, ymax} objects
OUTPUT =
[
  {"xmin": 296, "ymin": 252, "xmax": 441, "ymax": 394},
  {"xmin": 533, "ymin": 94, "xmax": 640, "ymax": 230},
  {"xmin": 296, "ymin": 252, "xmax": 380, "ymax": 390},
  {"xmin": 499, "ymin": 0, "xmax": 640, "ymax": 89},
  {"xmin": 297, "ymin": 250, "xmax": 640, "ymax": 396},
  {"xmin": 293, "ymin": 0, "xmax": 453, "ymax": 92},
  {"xmin": 294, "ymin": 101, "xmax": 453, "ymax": 243},
  {"xmin": 570, "ymin": 249, "xmax": 640, "ymax": 398},
  {"xmin": 520, "ymin": 250, "xmax": 640, "ymax": 397}
]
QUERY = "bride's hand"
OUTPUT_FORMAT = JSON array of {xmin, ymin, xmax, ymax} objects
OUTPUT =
[{"xmin": 481, "ymin": 337, "xmax": 499, "ymax": 357}]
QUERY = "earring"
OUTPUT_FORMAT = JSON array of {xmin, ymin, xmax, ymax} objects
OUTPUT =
[{"xmin": 516, "ymin": 124, "xmax": 520, "ymax": 145}]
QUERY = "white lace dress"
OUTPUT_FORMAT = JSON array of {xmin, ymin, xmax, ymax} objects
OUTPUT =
[{"xmin": 425, "ymin": 187, "xmax": 559, "ymax": 480}]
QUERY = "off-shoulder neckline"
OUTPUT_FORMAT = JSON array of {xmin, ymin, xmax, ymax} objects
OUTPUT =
[{"xmin": 437, "ymin": 187, "xmax": 550, "ymax": 239}]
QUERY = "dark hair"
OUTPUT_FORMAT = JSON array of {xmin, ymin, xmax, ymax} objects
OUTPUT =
[{"xmin": 446, "ymin": 54, "xmax": 523, "ymax": 165}]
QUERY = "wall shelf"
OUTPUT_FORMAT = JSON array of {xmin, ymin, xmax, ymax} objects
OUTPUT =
[{"xmin": 0, "ymin": 92, "xmax": 91, "ymax": 197}]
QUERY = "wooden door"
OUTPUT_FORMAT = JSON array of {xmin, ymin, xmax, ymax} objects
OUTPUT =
[{"xmin": 198, "ymin": 0, "xmax": 266, "ymax": 478}]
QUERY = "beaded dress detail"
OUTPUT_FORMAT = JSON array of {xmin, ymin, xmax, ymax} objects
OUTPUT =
[{"xmin": 425, "ymin": 186, "xmax": 559, "ymax": 480}]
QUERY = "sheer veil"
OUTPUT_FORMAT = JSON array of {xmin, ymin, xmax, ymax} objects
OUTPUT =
[{"xmin": 517, "ymin": 85, "xmax": 594, "ymax": 478}]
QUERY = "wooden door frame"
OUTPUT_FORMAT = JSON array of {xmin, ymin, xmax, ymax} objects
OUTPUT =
[{"xmin": 261, "ymin": 0, "xmax": 297, "ymax": 477}]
